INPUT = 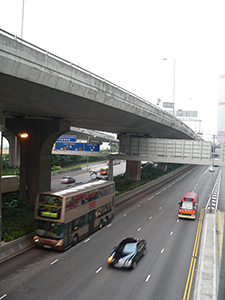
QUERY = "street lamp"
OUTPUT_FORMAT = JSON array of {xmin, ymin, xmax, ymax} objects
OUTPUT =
[
  {"xmin": 163, "ymin": 58, "xmax": 176, "ymax": 116},
  {"xmin": 19, "ymin": 133, "xmax": 28, "ymax": 138}
]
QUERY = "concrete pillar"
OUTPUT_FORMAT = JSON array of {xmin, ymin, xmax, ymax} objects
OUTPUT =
[
  {"xmin": 108, "ymin": 159, "xmax": 113, "ymax": 181},
  {"xmin": 6, "ymin": 118, "xmax": 70, "ymax": 205},
  {"xmin": 126, "ymin": 160, "xmax": 141, "ymax": 181},
  {"xmin": 3, "ymin": 131, "xmax": 20, "ymax": 167}
]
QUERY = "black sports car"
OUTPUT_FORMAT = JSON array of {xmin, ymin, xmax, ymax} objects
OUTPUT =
[
  {"xmin": 60, "ymin": 176, "xmax": 75, "ymax": 184},
  {"xmin": 107, "ymin": 237, "xmax": 146, "ymax": 269}
]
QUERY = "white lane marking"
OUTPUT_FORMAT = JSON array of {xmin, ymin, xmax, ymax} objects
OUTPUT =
[
  {"xmin": 107, "ymin": 223, "xmax": 112, "ymax": 227},
  {"xmin": 0, "ymin": 294, "xmax": 7, "ymax": 300},
  {"xmin": 148, "ymin": 196, "xmax": 154, "ymax": 201},
  {"xmin": 149, "ymin": 216, "xmax": 152, "ymax": 220},
  {"xmin": 159, "ymin": 207, "xmax": 162, "ymax": 210},
  {"xmin": 137, "ymin": 228, "xmax": 141, "ymax": 232},
  {"xmin": 96, "ymin": 267, "xmax": 102, "ymax": 274},
  {"xmin": 168, "ymin": 184, "xmax": 172, "ymax": 188},
  {"xmin": 156, "ymin": 191, "xmax": 161, "ymax": 195},
  {"xmin": 161, "ymin": 249, "xmax": 165, "ymax": 253},
  {"xmin": 138, "ymin": 205, "xmax": 141, "ymax": 208},
  {"xmin": 170, "ymin": 231, "xmax": 173, "ymax": 235},
  {"xmin": 50, "ymin": 259, "xmax": 58, "ymax": 265},
  {"xmin": 177, "ymin": 219, "xmax": 179, "ymax": 223},
  {"xmin": 84, "ymin": 238, "xmax": 90, "ymax": 243},
  {"xmin": 163, "ymin": 188, "xmax": 167, "ymax": 191},
  {"xmin": 123, "ymin": 213, "xmax": 127, "ymax": 217},
  {"xmin": 145, "ymin": 275, "xmax": 151, "ymax": 282}
]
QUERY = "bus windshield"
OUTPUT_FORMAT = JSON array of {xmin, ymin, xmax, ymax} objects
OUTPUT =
[
  {"xmin": 38, "ymin": 194, "xmax": 63, "ymax": 219},
  {"xmin": 35, "ymin": 220, "xmax": 63, "ymax": 239}
]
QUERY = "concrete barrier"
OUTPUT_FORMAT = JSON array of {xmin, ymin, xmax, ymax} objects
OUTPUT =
[
  {"xmin": 193, "ymin": 210, "xmax": 218, "ymax": 300},
  {"xmin": 0, "ymin": 233, "xmax": 35, "ymax": 263}
]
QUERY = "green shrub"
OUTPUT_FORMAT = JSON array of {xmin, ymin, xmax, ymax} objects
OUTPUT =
[
  {"xmin": 2, "ymin": 195, "xmax": 35, "ymax": 242},
  {"xmin": 114, "ymin": 163, "xmax": 182, "ymax": 194},
  {"xmin": 51, "ymin": 165, "xmax": 62, "ymax": 171}
]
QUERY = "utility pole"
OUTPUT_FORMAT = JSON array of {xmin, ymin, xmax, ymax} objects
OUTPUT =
[{"xmin": 21, "ymin": 0, "xmax": 25, "ymax": 39}]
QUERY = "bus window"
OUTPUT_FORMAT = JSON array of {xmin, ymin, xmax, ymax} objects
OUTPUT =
[
  {"xmin": 80, "ymin": 214, "xmax": 88, "ymax": 228},
  {"xmin": 38, "ymin": 195, "xmax": 63, "ymax": 219}
]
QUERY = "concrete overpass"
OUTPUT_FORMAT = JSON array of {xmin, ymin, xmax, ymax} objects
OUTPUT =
[
  {"xmin": 6, "ymin": 126, "xmax": 119, "ymax": 167},
  {"xmin": 0, "ymin": 29, "xmax": 200, "ymax": 204}
]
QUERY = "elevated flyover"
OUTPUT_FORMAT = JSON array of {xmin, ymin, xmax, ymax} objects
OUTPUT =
[
  {"xmin": 0, "ymin": 29, "xmax": 200, "ymax": 204},
  {"xmin": 0, "ymin": 29, "xmax": 198, "ymax": 140}
]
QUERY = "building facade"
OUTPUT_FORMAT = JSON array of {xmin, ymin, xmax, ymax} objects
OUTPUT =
[{"xmin": 217, "ymin": 75, "xmax": 225, "ymax": 143}]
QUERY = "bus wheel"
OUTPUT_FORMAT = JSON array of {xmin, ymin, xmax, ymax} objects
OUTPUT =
[
  {"xmin": 99, "ymin": 220, "xmax": 103, "ymax": 230},
  {"xmin": 73, "ymin": 234, "xmax": 78, "ymax": 246},
  {"xmin": 104, "ymin": 216, "xmax": 108, "ymax": 225}
]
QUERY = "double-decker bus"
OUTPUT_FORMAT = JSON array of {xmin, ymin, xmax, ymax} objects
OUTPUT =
[
  {"xmin": 34, "ymin": 180, "xmax": 115, "ymax": 250},
  {"xmin": 178, "ymin": 192, "xmax": 199, "ymax": 219}
]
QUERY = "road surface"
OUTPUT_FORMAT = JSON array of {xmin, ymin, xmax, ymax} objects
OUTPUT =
[{"xmin": 0, "ymin": 165, "xmax": 223, "ymax": 300}]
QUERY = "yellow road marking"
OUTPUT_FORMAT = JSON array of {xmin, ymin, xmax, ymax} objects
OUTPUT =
[{"xmin": 183, "ymin": 208, "xmax": 204, "ymax": 300}]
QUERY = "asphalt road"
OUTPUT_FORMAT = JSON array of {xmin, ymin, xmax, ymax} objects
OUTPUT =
[
  {"xmin": 51, "ymin": 161, "xmax": 126, "ymax": 191},
  {"xmin": 0, "ymin": 165, "xmax": 222, "ymax": 300}
]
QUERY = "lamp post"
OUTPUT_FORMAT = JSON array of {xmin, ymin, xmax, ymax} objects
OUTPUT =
[
  {"xmin": 21, "ymin": 0, "xmax": 25, "ymax": 39},
  {"xmin": 163, "ymin": 58, "xmax": 176, "ymax": 116}
]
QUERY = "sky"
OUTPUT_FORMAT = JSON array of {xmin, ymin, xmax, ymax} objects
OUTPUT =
[{"xmin": 1, "ymin": 0, "xmax": 225, "ymax": 141}]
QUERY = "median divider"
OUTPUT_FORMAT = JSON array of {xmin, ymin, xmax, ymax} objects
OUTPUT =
[
  {"xmin": 0, "ymin": 164, "xmax": 194, "ymax": 263},
  {"xmin": 193, "ymin": 210, "xmax": 220, "ymax": 300},
  {"xmin": 0, "ymin": 233, "xmax": 35, "ymax": 263}
]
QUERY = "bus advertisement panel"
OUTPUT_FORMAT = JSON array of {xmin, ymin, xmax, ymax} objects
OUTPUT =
[
  {"xmin": 34, "ymin": 180, "xmax": 115, "ymax": 250},
  {"xmin": 178, "ymin": 192, "xmax": 199, "ymax": 220}
]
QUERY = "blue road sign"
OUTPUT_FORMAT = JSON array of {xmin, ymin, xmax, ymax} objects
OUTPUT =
[{"xmin": 54, "ymin": 139, "xmax": 99, "ymax": 152}]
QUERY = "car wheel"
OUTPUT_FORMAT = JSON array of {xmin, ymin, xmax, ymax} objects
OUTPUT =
[
  {"xmin": 142, "ymin": 249, "xmax": 146, "ymax": 256},
  {"xmin": 104, "ymin": 216, "xmax": 108, "ymax": 225},
  {"xmin": 73, "ymin": 234, "xmax": 78, "ymax": 246},
  {"xmin": 131, "ymin": 261, "xmax": 137, "ymax": 269},
  {"xmin": 99, "ymin": 220, "xmax": 103, "ymax": 230}
]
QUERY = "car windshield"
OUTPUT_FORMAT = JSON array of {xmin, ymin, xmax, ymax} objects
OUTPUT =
[
  {"xmin": 122, "ymin": 243, "xmax": 137, "ymax": 255},
  {"xmin": 180, "ymin": 201, "xmax": 193, "ymax": 209}
]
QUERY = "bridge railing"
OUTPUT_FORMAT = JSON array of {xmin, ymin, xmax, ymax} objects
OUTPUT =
[
  {"xmin": 0, "ymin": 28, "xmax": 156, "ymax": 106},
  {"xmin": 206, "ymin": 170, "xmax": 221, "ymax": 212}
]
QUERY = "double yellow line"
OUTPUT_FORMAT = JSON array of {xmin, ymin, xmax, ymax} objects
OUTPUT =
[{"xmin": 183, "ymin": 208, "xmax": 205, "ymax": 300}]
